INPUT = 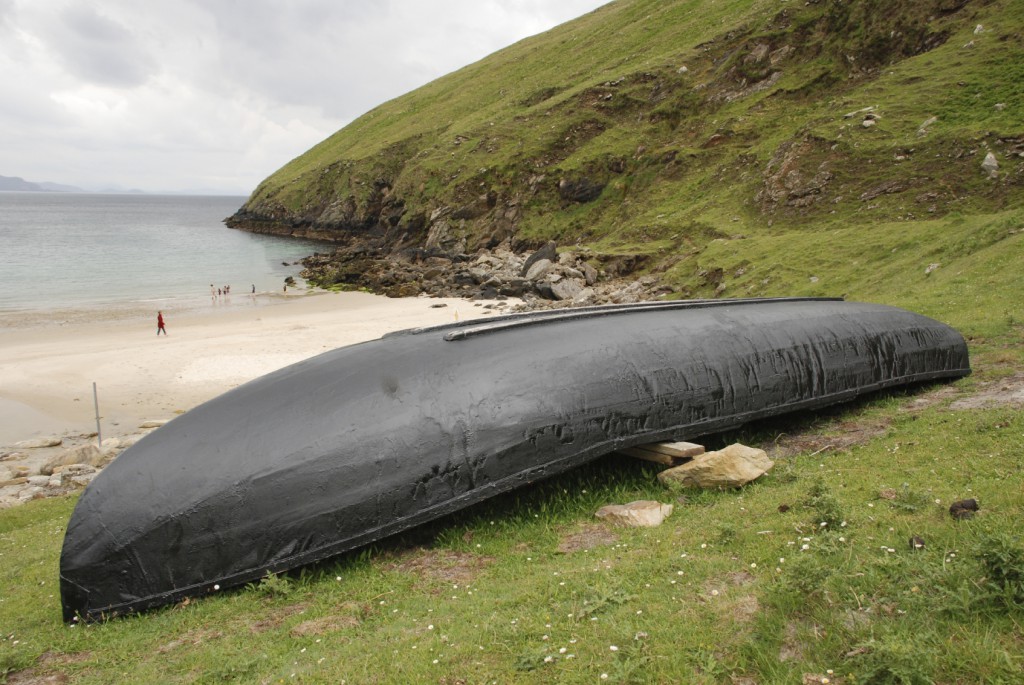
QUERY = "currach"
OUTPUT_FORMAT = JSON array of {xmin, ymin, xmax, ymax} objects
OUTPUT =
[{"xmin": 59, "ymin": 297, "xmax": 970, "ymax": 621}]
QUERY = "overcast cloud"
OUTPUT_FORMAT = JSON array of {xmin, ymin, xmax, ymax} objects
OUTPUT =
[{"xmin": 0, "ymin": 0, "xmax": 608, "ymax": 195}]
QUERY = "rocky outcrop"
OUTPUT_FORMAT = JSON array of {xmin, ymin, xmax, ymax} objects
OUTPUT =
[
  {"xmin": 757, "ymin": 137, "xmax": 837, "ymax": 212},
  {"xmin": 300, "ymin": 240, "xmax": 669, "ymax": 309}
]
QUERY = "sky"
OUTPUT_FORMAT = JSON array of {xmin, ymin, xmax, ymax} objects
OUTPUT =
[{"xmin": 0, "ymin": 0, "xmax": 609, "ymax": 195}]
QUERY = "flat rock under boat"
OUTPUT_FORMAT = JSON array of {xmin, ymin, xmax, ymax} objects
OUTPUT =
[{"xmin": 59, "ymin": 297, "xmax": 971, "ymax": 621}]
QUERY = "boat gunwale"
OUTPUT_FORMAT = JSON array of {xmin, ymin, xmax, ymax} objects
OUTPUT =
[{"xmin": 386, "ymin": 297, "xmax": 845, "ymax": 341}]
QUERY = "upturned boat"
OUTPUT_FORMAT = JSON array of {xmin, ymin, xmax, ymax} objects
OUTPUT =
[{"xmin": 60, "ymin": 297, "xmax": 970, "ymax": 621}]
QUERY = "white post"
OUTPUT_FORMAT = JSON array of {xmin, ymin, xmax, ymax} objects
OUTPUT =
[{"xmin": 93, "ymin": 382, "xmax": 102, "ymax": 448}]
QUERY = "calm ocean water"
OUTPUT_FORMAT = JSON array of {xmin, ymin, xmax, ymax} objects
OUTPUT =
[{"xmin": 0, "ymin": 192, "xmax": 330, "ymax": 315}]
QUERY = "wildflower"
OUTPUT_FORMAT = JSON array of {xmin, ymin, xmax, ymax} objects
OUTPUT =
[
  {"xmin": 801, "ymin": 544, "xmax": 810, "ymax": 551},
  {"xmin": 610, "ymin": 645, "xmax": 619, "ymax": 651},
  {"xmin": 559, "ymin": 647, "xmax": 567, "ymax": 654},
  {"xmin": 544, "ymin": 656, "xmax": 554, "ymax": 663}
]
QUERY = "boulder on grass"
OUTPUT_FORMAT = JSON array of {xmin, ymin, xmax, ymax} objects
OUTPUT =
[
  {"xmin": 595, "ymin": 500, "xmax": 673, "ymax": 527},
  {"xmin": 657, "ymin": 443, "xmax": 773, "ymax": 489}
]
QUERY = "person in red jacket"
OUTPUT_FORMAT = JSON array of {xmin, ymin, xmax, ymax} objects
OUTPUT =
[{"xmin": 157, "ymin": 311, "xmax": 167, "ymax": 336}]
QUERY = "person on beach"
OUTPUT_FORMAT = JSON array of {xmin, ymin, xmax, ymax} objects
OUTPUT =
[{"xmin": 157, "ymin": 311, "xmax": 167, "ymax": 336}]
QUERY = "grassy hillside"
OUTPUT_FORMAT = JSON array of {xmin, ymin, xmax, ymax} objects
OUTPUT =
[{"xmin": 230, "ymin": 0, "xmax": 1023, "ymax": 331}]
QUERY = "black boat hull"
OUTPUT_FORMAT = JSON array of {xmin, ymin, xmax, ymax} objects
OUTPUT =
[{"xmin": 59, "ymin": 298, "xmax": 970, "ymax": 621}]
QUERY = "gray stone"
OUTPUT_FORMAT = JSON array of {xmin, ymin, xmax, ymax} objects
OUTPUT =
[
  {"xmin": 595, "ymin": 500, "xmax": 673, "ymax": 527},
  {"xmin": 550, "ymin": 278, "xmax": 584, "ymax": 301},
  {"xmin": 657, "ymin": 443, "xmax": 773, "ymax": 489},
  {"xmin": 27, "ymin": 475, "xmax": 50, "ymax": 487},
  {"xmin": 18, "ymin": 486, "xmax": 43, "ymax": 502},
  {"xmin": 982, "ymin": 152, "xmax": 999, "ymax": 178},
  {"xmin": 525, "ymin": 259, "xmax": 553, "ymax": 281},
  {"xmin": 520, "ymin": 241, "xmax": 558, "ymax": 277},
  {"xmin": 91, "ymin": 447, "xmax": 121, "ymax": 469},
  {"xmin": 41, "ymin": 444, "xmax": 101, "ymax": 476},
  {"xmin": 917, "ymin": 116, "xmax": 938, "ymax": 136},
  {"xmin": 54, "ymin": 463, "xmax": 97, "ymax": 476},
  {"xmin": 70, "ymin": 473, "xmax": 98, "ymax": 488},
  {"xmin": 14, "ymin": 437, "xmax": 63, "ymax": 449},
  {"xmin": 581, "ymin": 262, "xmax": 599, "ymax": 286},
  {"xmin": 572, "ymin": 287, "xmax": 598, "ymax": 306}
]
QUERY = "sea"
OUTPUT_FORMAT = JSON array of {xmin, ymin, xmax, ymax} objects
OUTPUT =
[{"xmin": 0, "ymin": 192, "xmax": 332, "ymax": 321}]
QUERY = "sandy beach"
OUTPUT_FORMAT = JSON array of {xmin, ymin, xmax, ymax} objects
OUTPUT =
[{"xmin": 0, "ymin": 291, "xmax": 508, "ymax": 447}]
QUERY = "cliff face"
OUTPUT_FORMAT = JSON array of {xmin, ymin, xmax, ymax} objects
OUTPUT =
[{"xmin": 227, "ymin": 0, "xmax": 1023, "ymax": 301}]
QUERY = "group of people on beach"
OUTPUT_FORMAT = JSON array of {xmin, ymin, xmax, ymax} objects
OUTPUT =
[{"xmin": 159, "ymin": 282, "xmax": 264, "ymax": 335}]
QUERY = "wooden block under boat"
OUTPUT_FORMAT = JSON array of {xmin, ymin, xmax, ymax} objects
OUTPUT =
[{"xmin": 619, "ymin": 441, "xmax": 705, "ymax": 465}]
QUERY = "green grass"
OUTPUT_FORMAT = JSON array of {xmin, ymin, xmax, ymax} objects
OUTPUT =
[{"xmin": 3, "ymin": 339, "xmax": 1023, "ymax": 683}]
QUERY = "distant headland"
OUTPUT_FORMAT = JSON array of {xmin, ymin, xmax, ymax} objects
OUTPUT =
[{"xmin": 0, "ymin": 174, "xmax": 84, "ymax": 193}]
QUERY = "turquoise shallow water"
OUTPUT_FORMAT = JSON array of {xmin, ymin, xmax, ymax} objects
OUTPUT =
[{"xmin": 0, "ymin": 192, "xmax": 329, "ymax": 314}]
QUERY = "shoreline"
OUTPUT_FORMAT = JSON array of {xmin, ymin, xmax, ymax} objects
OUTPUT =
[{"xmin": 0, "ymin": 289, "xmax": 510, "ymax": 447}]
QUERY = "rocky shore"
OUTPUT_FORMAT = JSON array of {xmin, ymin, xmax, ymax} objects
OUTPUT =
[
  {"xmin": 0, "ymin": 426, "xmax": 164, "ymax": 508},
  {"xmin": 299, "ymin": 239, "xmax": 674, "ymax": 308}
]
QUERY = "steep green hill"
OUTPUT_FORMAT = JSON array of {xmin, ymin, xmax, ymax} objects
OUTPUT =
[{"xmin": 228, "ymin": 0, "xmax": 1023, "ymax": 334}]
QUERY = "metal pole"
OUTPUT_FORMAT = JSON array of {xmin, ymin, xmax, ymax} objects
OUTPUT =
[{"xmin": 93, "ymin": 382, "xmax": 102, "ymax": 448}]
